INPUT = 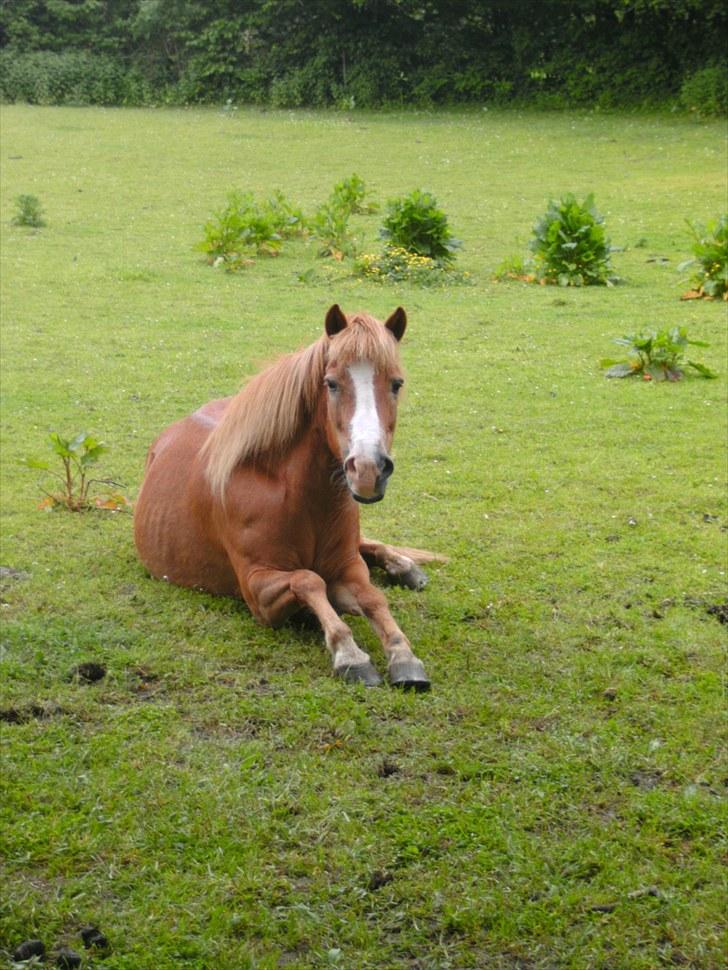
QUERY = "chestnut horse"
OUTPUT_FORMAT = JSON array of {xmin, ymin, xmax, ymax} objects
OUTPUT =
[{"xmin": 134, "ymin": 305, "xmax": 443, "ymax": 689}]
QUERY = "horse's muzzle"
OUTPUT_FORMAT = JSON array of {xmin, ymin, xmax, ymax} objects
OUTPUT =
[{"xmin": 346, "ymin": 454, "xmax": 394, "ymax": 504}]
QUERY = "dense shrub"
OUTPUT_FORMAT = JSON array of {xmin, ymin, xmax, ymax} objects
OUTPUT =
[
  {"xmin": 679, "ymin": 66, "xmax": 728, "ymax": 116},
  {"xmin": 381, "ymin": 190, "xmax": 461, "ymax": 264},
  {"xmin": 198, "ymin": 191, "xmax": 304, "ymax": 269},
  {"xmin": 309, "ymin": 174, "xmax": 375, "ymax": 259},
  {"xmin": 0, "ymin": 50, "xmax": 149, "ymax": 106},
  {"xmin": 12, "ymin": 194, "xmax": 45, "ymax": 228},
  {"xmin": 678, "ymin": 216, "xmax": 728, "ymax": 299},
  {"xmin": 530, "ymin": 194, "xmax": 614, "ymax": 286},
  {"xmin": 331, "ymin": 174, "xmax": 378, "ymax": 215}
]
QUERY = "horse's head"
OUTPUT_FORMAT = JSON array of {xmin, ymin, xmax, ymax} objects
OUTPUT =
[{"xmin": 323, "ymin": 304, "xmax": 407, "ymax": 504}]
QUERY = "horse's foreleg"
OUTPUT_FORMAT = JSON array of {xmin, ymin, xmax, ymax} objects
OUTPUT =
[
  {"xmin": 245, "ymin": 567, "xmax": 383, "ymax": 686},
  {"xmin": 359, "ymin": 536, "xmax": 447, "ymax": 591},
  {"xmin": 331, "ymin": 566, "xmax": 430, "ymax": 691}
]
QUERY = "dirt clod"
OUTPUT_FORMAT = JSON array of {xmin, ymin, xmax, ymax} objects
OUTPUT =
[
  {"xmin": 69, "ymin": 662, "xmax": 107, "ymax": 683},
  {"xmin": 367, "ymin": 870, "xmax": 394, "ymax": 890},
  {"xmin": 1, "ymin": 704, "xmax": 63, "ymax": 724},
  {"xmin": 630, "ymin": 769, "xmax": 662, "ymax": 790},
  {"xmin": 81, "ymin": 925, "xmax": 109, "ymax": 949},
  {"xmin": 706, "ymin": 601, "xmax": 728, "ymax": 625},
  {"xmin": 56, "ymin": 948, "xmax": 82, "ymax": 968},
  {"xmin": 13, "ymin": 939, "xmax": 46, "ymax": 960}
]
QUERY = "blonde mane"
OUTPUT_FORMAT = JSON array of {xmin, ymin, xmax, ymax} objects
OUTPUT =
[{"xmin": 203, "ymin": 313, "xmax": 401, "ymax": 499}]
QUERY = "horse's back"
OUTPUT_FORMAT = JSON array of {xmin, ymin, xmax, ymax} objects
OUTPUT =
[{"xmin": 134, "ymin": 399, "xmax": 240, "ymax": 596}]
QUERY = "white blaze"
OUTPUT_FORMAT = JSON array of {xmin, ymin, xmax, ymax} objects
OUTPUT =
[{"xmin": 348, "ymin": 362, "xmax": 383, "ymax": 460}]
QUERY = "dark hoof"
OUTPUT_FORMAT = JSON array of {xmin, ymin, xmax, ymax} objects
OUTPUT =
[
  {"xmin": 335, "ymin": 661, "xmax": 383, "ymax": 687},
  {"xmin": 388, "ymin": 563, "xmax": 428, "ymax": 591},
  {"xmin": 389, "ymin": 659, "xmax": 431, "ymax": 692}
]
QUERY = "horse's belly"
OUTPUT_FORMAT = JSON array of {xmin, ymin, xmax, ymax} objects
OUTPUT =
[{"xmin": 134, "ymin": 418, "xmax": 240, "ymax": 597}]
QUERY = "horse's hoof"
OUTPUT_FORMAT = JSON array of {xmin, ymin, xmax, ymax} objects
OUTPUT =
[
  {"xmin": 388, "ymin": 658, "xmax": 431, "ymax": 692},
  {"xmin": 390, "ymin": 563, "xmax": 428, "ymax": 591},
  {"xmin": 335, "ymin": 661, "xmax": 383, "ymax": 687}
]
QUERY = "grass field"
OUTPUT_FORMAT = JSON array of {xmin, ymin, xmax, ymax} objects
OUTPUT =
[{"xmin": 1, "ymin": 104, "xmax": 726, "ymax": 969}]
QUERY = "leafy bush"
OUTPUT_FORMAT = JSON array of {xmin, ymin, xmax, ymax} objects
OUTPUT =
[
  {"xmin": 22, "ymin": 432, "xmax": 128, "ymax": 511},
  {"xmin": 530, "ymin": 193, "xmax": 615, "ymax": 286},
  {"xmin": 679, "ymin": 66, "xmax": 728, "ymax": 117},
  {"xmin": 198, "ymin": 191, "xmax": 304, "ymax": 269},
  {"xmin": 354, "ymin": 246, "xmax": 471, "ymax": 287},
  {"xmin": 678, "ymin": 215, "xmax": 728, "ymax": 300},
  {"xmin": 380, "ymin": 190, "xmax": 461, "ymax": 264},
  {"xmin": 331, "ymin": 173, "xmax": 378, "ymax": 215},
  {"xmin": 310, "ymin": 202, "xmax": 356, "ymax": 260},
  {"xmin": 12, "ymin": 195, "xmax": 45, "ymax": 228},
  {"xmin": 0, "ymin": 50, "xmax": 148, "ymax": 106},
  {"xmin": 603, "ymin": 328, "xmax": 717, "ymax": 382},
  {"xmin": 264, "ymin": 190, "xmax": 307, "ymax": 239},
  {"xmin": 310, "ymin": 174, "xmax": 375, "ymax": 260}
]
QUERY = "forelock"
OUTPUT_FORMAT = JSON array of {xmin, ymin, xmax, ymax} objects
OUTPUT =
[{"xmin": 327, "ymin": 313, "xmax": 400, "ymax": 370}]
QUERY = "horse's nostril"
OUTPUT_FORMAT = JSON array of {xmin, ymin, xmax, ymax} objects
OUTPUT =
[
  {"xmin": 344, "ymin": 456, "xmax": 356, "ymax": 475},
  {"xmin": 380, "ymin": 456, "xmax": 394, "ymax": 480}
]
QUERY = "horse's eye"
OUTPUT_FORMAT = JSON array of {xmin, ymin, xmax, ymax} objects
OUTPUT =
[
  {"xmin": 391, "ymin": 379, "xmax": 404, "ymax": 395},
  {"xmin": 324, "ymin": 378, "xmax": 339, "ymax": 392}
]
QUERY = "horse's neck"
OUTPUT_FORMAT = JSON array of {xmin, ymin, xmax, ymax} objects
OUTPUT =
[{"xmin": 286, "ymin": 405, "xmax": 356, "ymax": 517}]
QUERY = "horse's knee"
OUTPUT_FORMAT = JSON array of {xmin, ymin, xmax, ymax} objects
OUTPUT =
[
  {"xmin": 254, "ymin": 569, "xmax": 329, "ymax": 627},
  {"xmin": 289, "ymin": 570, "xmax": 327, "ymax": 603}
]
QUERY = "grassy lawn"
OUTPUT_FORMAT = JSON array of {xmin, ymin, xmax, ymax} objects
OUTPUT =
[{"xmin": 1, "ymin": 104, "xmax": 726, "ymax": 969}]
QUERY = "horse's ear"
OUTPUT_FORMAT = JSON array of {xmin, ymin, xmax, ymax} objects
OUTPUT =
[
  {"xmin": 385, "ymin": 307, "xmax": 407, "ymax": 342},
  {"xmin": 325, "ymin": 304, "xmax": 348, "ymax": 338}
]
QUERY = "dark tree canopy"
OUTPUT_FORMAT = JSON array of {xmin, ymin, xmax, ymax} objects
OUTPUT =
[{"xmin": 1, "ymin": 0, "xmax": 726, "ymax": 110}]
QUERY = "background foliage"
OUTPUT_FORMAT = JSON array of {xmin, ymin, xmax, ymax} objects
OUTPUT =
[{"xmin": 1, "ymin": 0, "xmax": 726, "ymax": 111}]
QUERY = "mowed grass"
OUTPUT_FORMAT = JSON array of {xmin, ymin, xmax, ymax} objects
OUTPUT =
[{"xmin": 1, "ymin": 105, "xmax": 726, "ymax": 969}]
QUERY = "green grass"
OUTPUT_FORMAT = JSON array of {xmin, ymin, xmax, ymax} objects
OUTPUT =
[{"xmin": 1, "ymin": 104, "xmax": 726, "ymax": 969}]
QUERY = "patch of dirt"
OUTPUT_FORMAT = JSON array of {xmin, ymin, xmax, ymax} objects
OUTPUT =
[
  {"xmin": 0, "ymin": 703, "xmax": 64, "ymax": 724},
  {"xmin": 629, "ymin": 769, "xmax": 663, "ymax": 790},
  {"xmin": 683, "ymin": 595, "xmax": 728, "ymax": 625},
  {"xmin": 706, "ymin": 601, "xmax": 728, "ymax": 625},
  {"xmin": 68, "ymin": 662, "xmax": 106, "ymax": 683},
  {"xmin": 0, "ymin": 565, "xmax": 30, "ymax": 583},
  {"xmin": 367, "ymin": 870, "xmax": 394, "ymax": 891},
  {"xmin": 127, "ymin": 666, "xmax": 164, "ymax": 700},
  {"xmin": 377, "ymin": 760, "xmax": 400, "ymax": 778}
]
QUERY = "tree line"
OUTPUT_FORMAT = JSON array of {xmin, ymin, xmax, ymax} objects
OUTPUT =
[{"xmin": 1, "ymin": 0, "xmax": 726, "ymax": 111}]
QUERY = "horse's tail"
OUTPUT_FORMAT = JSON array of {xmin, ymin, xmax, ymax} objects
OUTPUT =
[
  {"xmin": 388, "ymin": 544, "xmax": 449, "ymax": 564},
  {"xmin": 360, "ymin": 536, "xmax": 449, "ymax": 565}
]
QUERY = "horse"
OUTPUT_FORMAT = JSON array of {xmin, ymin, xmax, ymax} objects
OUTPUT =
[{"xmin": 133, "ymin": 304, "xmax": 444, "ymax": 690}]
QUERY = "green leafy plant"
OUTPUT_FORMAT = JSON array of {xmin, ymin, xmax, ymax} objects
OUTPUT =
[
  {"xmin": 354, "ymin": 246, "xmax": 471, "ymax": 287},
  {"xmin": 493, "ymin": 254, "xmax": 535, "ymax": 283},
  {"xmin": 678, "ymin": 215, "xmax": 728, "ymax": 300},
  {"xmin": 530, "ymin": 193, "xmax": 615, "ymax": 286},
  {"xmin": 331, "ymin": 173, "xmax": 378, "ymax": 215},
  {"xmin": 12, "ymin": 194, "xmax": 46, "ymax": 228},
  {"xmin": 198, "ymin": 190, "xmax": 305, "ymax": 270},
  {"xmin": 310, "ymin": 201, "xmax": 357, "ymax": 260},
  {"xmin": 22, "ymin": 432, "xmax": 128, "ymax": 511},
  {"xmin": 380, "ymin": 189, "xmax": 461, "ymax": 264},
  {"xmin": 679, "ymin": 66, "xmax": 728, "ymax": 117},
  {"xmin": 603, "ymin": 327, "xmax": 717, "ymax": 382},
  {"xmin": 264, "ymin": 190, "xmax": 307, "ymax": 239},
  {"xmin": 309, "ymin": 174, "xmax": 376, "ymax": 260}
]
